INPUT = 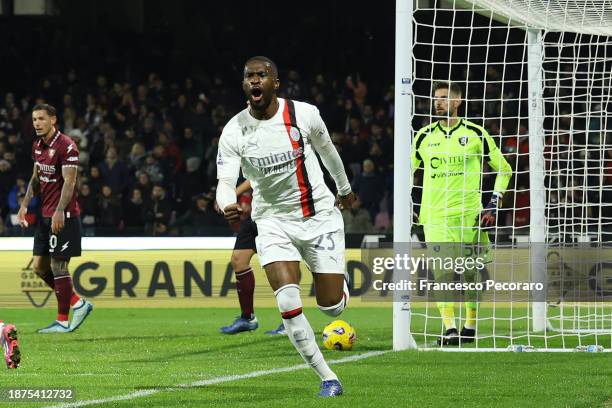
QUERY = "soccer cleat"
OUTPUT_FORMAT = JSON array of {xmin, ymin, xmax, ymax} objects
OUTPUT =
[
  {"xmin": 460, "ymin": 327, "xmax": 476, "ymax": 343},
  {"xmin": 69, "ymin": 300, "xmax": 94, "ymax": 332},
  {"xmin": 220, "ymin": 315, "xmax": 259, "ymax": 334},
  {"xmin": 1, "ymin": 323, "xmax": 21, "ymax": 369},
  {"xmin": 37, "ymin": 321, "xmax": 70, "ymax": 334},
  {"xmin": 318, "ymin": 379, "xmax": 343, "ymax": 397},
  {"xmin": 437, "ymin": 328, "xmax": 460, "ymax": 346},
  {"xmin": 264, "ymin": 322, "xmax": 287, "ymax": 335}
]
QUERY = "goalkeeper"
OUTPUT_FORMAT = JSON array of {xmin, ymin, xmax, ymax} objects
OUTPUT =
[{"xmin": 412, "ymin": 81, "xmax": 512, "ymax": 345}]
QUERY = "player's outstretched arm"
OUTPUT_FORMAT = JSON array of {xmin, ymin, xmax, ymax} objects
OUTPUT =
[{"xmin": 18, "ymin": 163, "xmax": 40, "ymax": 228}]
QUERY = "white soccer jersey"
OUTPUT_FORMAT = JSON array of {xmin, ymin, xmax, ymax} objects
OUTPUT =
[{"xmin": 217, "ymin": 98, "xmax": 337, "ymax": 221}]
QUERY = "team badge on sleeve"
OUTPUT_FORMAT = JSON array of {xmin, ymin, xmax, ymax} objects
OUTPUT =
[{"xmin": 290, "ymin": 127, "xmax": 301, "ymax": 141}]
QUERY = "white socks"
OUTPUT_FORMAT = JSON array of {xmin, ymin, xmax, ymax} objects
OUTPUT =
[{"xmin": 275, "ymin": 284, "xmax": 337, "ymax": 381}]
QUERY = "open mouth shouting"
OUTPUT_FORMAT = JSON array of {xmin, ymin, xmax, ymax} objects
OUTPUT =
[{"xmin": 250, "ymin": 87, "xmax": 264, "ymax": 104}]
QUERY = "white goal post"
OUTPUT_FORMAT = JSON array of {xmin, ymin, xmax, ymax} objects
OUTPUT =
[{"xmin": 393, "ymin": 0, "xmax": 612, "ymax": 351}]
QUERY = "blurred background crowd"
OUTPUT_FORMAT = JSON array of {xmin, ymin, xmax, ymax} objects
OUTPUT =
[{"xmin": 0, "ymin": 1, "xmax": 609, "ymax": 239}]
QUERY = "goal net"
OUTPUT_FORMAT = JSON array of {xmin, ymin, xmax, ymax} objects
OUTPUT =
[{"xmin": 399, "ymin": 0, "xmax": 612, "ymax": 351}]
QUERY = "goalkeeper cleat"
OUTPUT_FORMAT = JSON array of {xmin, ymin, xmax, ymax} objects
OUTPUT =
[
  {"xmin": 69, "ymin": 300, "xmax": 94, "ymax": 332},
  {"xmin": 220, "ymin": 315, "xmax": 259, "ymax": 334},
  {"xmin": 460, "ymin": 327, "xmax": 476, "ymax": 343},
  {"xmin": 318, "ymin": 379, "xmax": 343, "ymax": 397},
  {"xmin": 1, "ymin": 323, "xmax": 20, "ymax": 369},
  {"xmin": 37, "ymin": 321, "xmax": 70, "ymax": 334},
  {"xmin": 264, "ymin": 322, "xmax": 287, "ymax": 336},
  {"xmin": 437, "ymin": 328, "xmax": 460, "ymax": 346}
]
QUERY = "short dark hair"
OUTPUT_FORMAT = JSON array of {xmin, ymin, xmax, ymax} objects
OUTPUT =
[
  {"xmin": 32, "ymin": 103, "xmax": 57, "ymax": 117},
  {"xmin": 432, "ymin": 81, "xmax": 462, "ymax": 97},
  {"xmin": 245, "ymin": 56, "xmax": 278, "ymax": 79}
]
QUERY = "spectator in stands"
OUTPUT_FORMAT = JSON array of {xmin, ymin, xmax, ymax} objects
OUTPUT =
[
  {"xmin": 179, "ymin": 127, "xmax": 204, "ymax": 160},
  {"xmin": 179, "ymin": 157, "xmax": 204, "ymax": 209},
  {"xmin": 157, "ymin": 131, "xmax": 182, "ymax": 175},
  {"xmin": 141, "ymin": 151, "xmax": 166, "ymax": 184},
  {"xmin": 127, "ymin": 141, "xmax": 147, "ymax": 171},
  {"xmin": 343, "ymin": 134, "xmax": 369, "ymax": 179},
  {"xmin": 78, "ymin": 183, "xmax": 97, "ymax": 236},
  {"xmin": 171, "ymin": 192, "xmax": 226, "ymax": 235},
  {"xmin": 145, "ymin": 183, "xmax": 172, "ymax": 236},
  {"xmin": 342, "ymin": 197, "xmax": 373, "ymax": 233},
  {"xmin": 0, "ymin": 160, "xmax": 16, "ymax": 212},
  {"xmin": 97, "ymin": 185, "xmax": 123, "ymax": 235},
  {"xmin": 87, "ymin": 165, "xmax": 104, "ymax": 197},
  {"xmin": 133, "ymin": 171, "xmax": 153, "ymax": 200},
  {"xmin": 123, "ymin": 187, "xmax": 147, "ymax": 235},
  {"xmin": 116, "ymin": 128, "xmax": 140, "ymax": 160},
  {"xmin": 352, "ymin": 158, "xmax": 384, "ymax": 221},
  {"xmin": 98, "ymin": 147, "xmax": 129, "ymax": 197}
]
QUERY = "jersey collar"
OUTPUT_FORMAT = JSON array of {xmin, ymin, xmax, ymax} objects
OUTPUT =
[
  {"xmin": 41, "ymin": 130, "xmax": 61, "ymax": 147},
  {"xmin": 436, "ymin": 119, "xmax": 463, "ymax": 137}
]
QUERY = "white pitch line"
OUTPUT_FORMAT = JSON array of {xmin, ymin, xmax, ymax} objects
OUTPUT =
[{"xmin": 44, "ymin": 350, "xmax": 390, "ymax": 408}]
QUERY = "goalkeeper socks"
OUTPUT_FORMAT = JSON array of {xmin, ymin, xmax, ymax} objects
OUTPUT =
[
  {"xmin": 235, "ymin": 267, "xmax": 255, "ymax": 319},
  {"xmin": 437, "ymin": 302, "xmax": 456, "ymax": 330},
  {"xmin": 464, "ymin": 302, "xmax": 478, "ymax": 330},
  {"xmin": 275, "ymin": 284, "xmax": 338, "ymax": 382}
]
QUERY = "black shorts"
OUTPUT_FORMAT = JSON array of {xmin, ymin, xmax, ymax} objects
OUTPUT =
[
  {"xmin": 33, "ymin": 217, "xmax": 82, "ymax": 258},
  {"xmin": 233, "ymin": 218, "xmax": 258, "ymax": 251}
]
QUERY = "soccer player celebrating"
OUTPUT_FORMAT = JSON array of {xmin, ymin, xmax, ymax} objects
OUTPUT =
[
  {"xmin": 0, "ymin": 321, "xmax": 20, "ymax": 369},
  {"xmin": 412, "ymin": 82, "xmax": 512, "ymax": 345},
  {"xmin": 216, "ymin": 56, "xmax": 355, "ymax": 397},
  {"xmin": 18, "ymin": 104, "xmax": 93, "ymax": 333},
  {"xmin": 220, "ymin": 180, "xmax": 286, "ymax": 335}
]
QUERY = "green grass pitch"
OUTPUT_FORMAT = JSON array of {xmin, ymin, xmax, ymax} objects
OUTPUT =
[{"xmin": 0, "ymin": 307, "xmax": 610, "ymax": 407}]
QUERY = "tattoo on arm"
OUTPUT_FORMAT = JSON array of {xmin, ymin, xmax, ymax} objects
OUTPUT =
[
  {"xmin": 22, "ymin": 164, "xmax": 40, "ymax": 208},
  {"xmin": 56, "ymin": 166, "xmax": 78, "ymax": 212}
]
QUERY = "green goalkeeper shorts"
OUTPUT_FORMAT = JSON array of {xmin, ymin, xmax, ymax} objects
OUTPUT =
[
  {"xmin": 422, "ymin": 211, "xmax": 489, "ymax": 302},
  {"xmin": 422, "ymin": 211, "xmax": 489, "ymax": 245}
]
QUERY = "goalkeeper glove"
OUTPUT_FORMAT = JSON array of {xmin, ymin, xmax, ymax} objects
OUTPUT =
[{"xmin": 480, "ymin": 192, "xmax": 502, "ymax": 228}]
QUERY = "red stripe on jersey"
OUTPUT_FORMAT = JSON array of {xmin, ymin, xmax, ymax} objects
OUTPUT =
[
  {"xmin": 282, "ymin": 99, "xmax": 315, "ymax": 217},
  {"xmin": 281, "ymin": 307, "xmax": 303, "ymax": 320}
]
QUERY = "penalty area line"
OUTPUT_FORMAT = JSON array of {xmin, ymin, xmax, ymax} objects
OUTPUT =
[{"xmin": 43, "ymin": 350, "xmax": 390, "ymax": 408}]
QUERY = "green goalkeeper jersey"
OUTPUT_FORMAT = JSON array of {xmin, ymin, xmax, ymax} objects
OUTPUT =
[{"xmin": 411, "ymin": 119, "xmax": 512, "ymax": 225}]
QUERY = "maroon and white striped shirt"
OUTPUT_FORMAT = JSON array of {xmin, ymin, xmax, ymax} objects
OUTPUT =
[{"xmin": 32, "ymin": 130, "xmax": 81, "ymax": 218}]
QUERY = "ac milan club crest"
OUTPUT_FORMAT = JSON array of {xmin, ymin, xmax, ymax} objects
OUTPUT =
[{"xmin": 290, "ymin": 127, "xmax": 301, "ymax": 142}]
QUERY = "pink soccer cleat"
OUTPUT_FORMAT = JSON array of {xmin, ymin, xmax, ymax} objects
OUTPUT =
[{"xmin": 1, "ymin": 322, "xmax": 21, "ymax": 369}]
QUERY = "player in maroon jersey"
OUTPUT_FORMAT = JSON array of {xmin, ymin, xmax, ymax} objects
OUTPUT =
[{"xmin": 17, "ymin": 104, "xmax": 93, "ymax": 333}]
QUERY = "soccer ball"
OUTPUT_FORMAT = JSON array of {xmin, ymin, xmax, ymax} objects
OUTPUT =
[{"xmin": 322, "ymin": 320, "xmax": 356, "ymax": 351}]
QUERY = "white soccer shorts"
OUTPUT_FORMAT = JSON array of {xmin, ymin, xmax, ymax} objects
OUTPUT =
[{"xmin": 255, "ymin": 207, "xmax": 346, "ymax": 274}]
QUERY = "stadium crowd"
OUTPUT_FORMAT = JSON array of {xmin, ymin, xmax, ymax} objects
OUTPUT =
[
  {"xmin": 0, "ymin": 65, "xmax": 403, "ymax": 236},
  {"xmin": 0, "ymin": 24, "xmax": 608, "ymax": 238}
]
